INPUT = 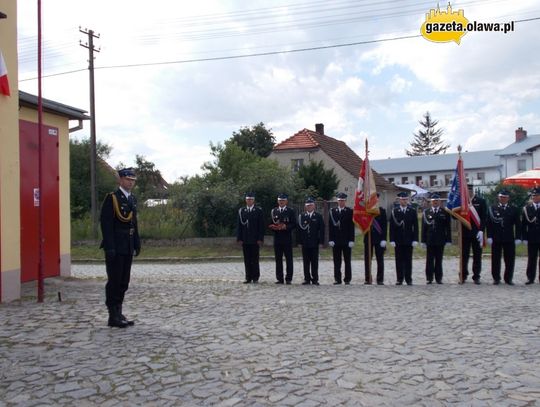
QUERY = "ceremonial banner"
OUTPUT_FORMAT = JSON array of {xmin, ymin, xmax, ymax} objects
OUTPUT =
[
  {"xmin": 0, "ymin": 50, "xmax": 10, "ymax": 96},
  {"xmin": 353, "ymin": 140, "xmax": 380, "ymax": 233},
  {"xmin": 445, "ymin": 151, "xmax": 472, "ymax": 230}
]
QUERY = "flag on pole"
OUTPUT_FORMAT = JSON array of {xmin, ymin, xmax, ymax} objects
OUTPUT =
[
  {"xmin": 353, "ymin": 140, "xmax": 380, "ymax": 233},
  {"xmin": 0, "ymin": 49, "xmax": 11, "ymax": 96},
  {"xmin": 445, "ymin": 146, "xmax": 472, "ymax": 230}
]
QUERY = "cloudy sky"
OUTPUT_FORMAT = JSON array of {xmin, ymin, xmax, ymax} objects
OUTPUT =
[{"xmin": 16, "ymin": 0, "xmax": 540, "ymax": 182}]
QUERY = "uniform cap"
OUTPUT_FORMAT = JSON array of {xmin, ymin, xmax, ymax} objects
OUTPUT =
[
  {"xmin": 430, "ymin": 193, "xmax": 441, "ymax": 200},
  {"xmin": 277, "ymin": 193, "xmax": 288, "ymax": 200},
  {"xmin": 498, "ymin": 189, "xmax": 510, "ymax": 197},
  {"xmin": 118, "ymin": 168, "xmax": 137, "ymax": 180},
  {"xmin": 305, "ymin": 197, "xmax": 315, "ymax": 204},
  {"xmin": 245, "ymin": 192, "xmax": 256, "ymax": 199},
  {"xmin": 397, "ymin": 191, "xmax": 409, "ymax": 198},
  {"xmin": 531, "ymin": 187, "xmax": 540, "ymax": 195},
  {"xmin": 336, "ymin": 192, "xmax": 347, "ymax": 200}
]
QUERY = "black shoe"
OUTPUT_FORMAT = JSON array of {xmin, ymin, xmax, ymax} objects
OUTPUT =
[
  {"xmin": 406, "ymin": 282, "xmax": 413, "ymax": 286},
  {"xmin": 312, "ymin": 282, "xmax": 320, "ymax": 286},
  {"xmin": 436, "ymin": 281, "xmax": 443, "ymax": 285},
  {"xmin": 364, "ymin": 281, "xmax": 372, "ymax": 285},
  {"xmin": 396, "ymin": 282, "xmax": 403, "ymax": 285},
  {"xmin": 377, "ymin": 282, "xmax": 384, "ymax": 285},
  {"xmin": 474, "ymin": 280, "xmax": 481, "ymax": 285},
  {"xmin": 275, "ymin": 281, "xmax": 284, "ymax": 284},
  {"xmin": 426, "ymin": 281, "xmax": 433, "ymax": 285},
  {"xmin": 285, "ymin": 281, "xmax": 292, "ymax": 285},
  {"xmin": 118, "ymin": 305, "xmax": 134, "ymax": 326},
  {"xmin": 344, "ymin": 282, "xmax": 350, "ymax": 285},
  {"xmin": 243, "ymin": 280, "xmax": 252, "ymax": 284},
  {"xmin": 302, "ymin": 281, "xmax": 311, "ymax": 285},
  {"xmin": 107, "ymin": 307, "xmax": 128, "ymax": 328},
  {"xmin": 506, "ymin": 281, "xmax": 515, "ymax": 286},
  {"xmin": 493, "ymin": 280, "xmax": 500, "ymax": 285},
  {"xmin": 526, "ymin": 280, "xmax": 534, "ymax": 285},
  {"xmin": 333, "ymin": 281, "xmax": 342, "ymax": 285}
]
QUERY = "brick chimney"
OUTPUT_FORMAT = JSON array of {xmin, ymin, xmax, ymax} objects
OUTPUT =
[
  {"xmin": 515, "ymin": 127, "xmax": 527, "ymax": 142},
  {"xmin": 315, "ymin": 123, "xmax": 324, "ymax": 135}
]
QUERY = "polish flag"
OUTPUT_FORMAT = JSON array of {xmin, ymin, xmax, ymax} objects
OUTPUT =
[{"xmin": 0, "ymin": 50, "xmax": 11, "ymax": 96}]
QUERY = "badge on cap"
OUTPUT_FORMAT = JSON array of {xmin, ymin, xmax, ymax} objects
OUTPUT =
[
  {"xmin": 397, "ymin": 191, "xmax": 409, "ymax": 198},
  {"xmin": 430, "ymin": 193, "xmax": 441, "ymax": 200},
  {"xmin": 245, "ymin": 192, "xmax": 256, "ymax": 199},
  {"xmin": 118, "ymin": 168, "xmax": 137, "ymax": 180},
  {"xmin": 277, "ymin": 193, "xmax": 288, "ymax": 200},
  {"xmin": 305, "ymin": 197, "xmax": 315, "ymax": 204},
  {"xmin": 336, "ymin": 192, "xmax": 347, "ymax": 200},
  {"xmin": 498, "ymin": 189, "xmax": 510, "ymax": 197}
]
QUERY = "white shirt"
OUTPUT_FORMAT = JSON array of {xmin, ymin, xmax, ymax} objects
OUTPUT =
[{"xmin": 119, "ymin": 186, "xmax": 131, "ymax": 200}]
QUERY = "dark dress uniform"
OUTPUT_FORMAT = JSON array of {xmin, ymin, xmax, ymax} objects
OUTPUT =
[
  {"xmin": 421, "ymin": 206, "xmax": 451, "ymax": 284},
  {"xmin": 329, "ymin": 205, "xmax": 355, "ymax": 284},
  {"xmin": 270, "ymin": 205, "xmax": 296, "ymax": 283},
  {"xmin": 461, "ymin": 195, "xmax": 487, "ymax": 283},
  {"xmin": 390, "ymin": 204, "xmax": 419, "ymax": 285},
  {"xmin": 100, "ymin": 187, "xmax": 140, "ymax": 328},
  {"xmin": 237, "ymin": 205, "xmax": 265, "ymax": 283},
  {"xmin": 298, "ymin": 211, "xmax": 325, "ymax": 284},
  {"xmin": 363, "ymin": 208, "xmax": 387, "ymax": 284},
  {"xmin": 521, "ymin": 200, "xmax": 540, "ymax": 283},
  {"xmin": 487, "ymin": 202, "xmax": 521, "ymax": 284}
]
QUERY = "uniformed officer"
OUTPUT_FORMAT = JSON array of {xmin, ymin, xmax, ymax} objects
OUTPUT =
[
  {"xmin": 363, "ymin": 194, "xmax": 387, "ymax": 285},
  {"xmin": 421, "ymin": 193, "xmax": 451, "ymax": 284},
  {"xmin": 100, "ymin": 168, "xmax": 141, "ymax": 328},
  {"xmin": 522, "ymin": 187, "xmax": 540, "ymax": 284},
  {"xmin": 237, "ymin": 192, "xmax": 265, "ymax": 284},
  {"xmin": 389, "ymin": 191, "xmax": 419, "ymax": 285},
  {"xmin": 269, "ymin": 193, "xmax": 296, "ymax": 284},
  {"xmin": 328, "ymin": 192, "xmax": 355, "ymax": 285},
  {"xmin": 461, "ymin": 185, "xmax": 487, "ymax": 284},
  {"xmin": 486, "ymin": 189, "xmax": 522, "ymax": 285},
  {"xmin": 298, "ymin": 197, "xmax": 325, "ymax": 285}
]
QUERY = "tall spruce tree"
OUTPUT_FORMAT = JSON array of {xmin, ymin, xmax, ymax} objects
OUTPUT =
[{"xmin": 406, "ymin": 112, "xmax": 449, "ymax": 156}]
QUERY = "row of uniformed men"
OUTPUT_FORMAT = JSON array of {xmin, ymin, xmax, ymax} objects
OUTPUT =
[{"xmin": 236, "ymin": 186, "xmax": 540, "ymax": 286}]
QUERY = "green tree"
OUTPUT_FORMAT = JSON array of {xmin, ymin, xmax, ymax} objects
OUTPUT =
[
  {"xmin": 406, "ymin": 111, "xmax": 449, "ymax": 156},
  {"xmin": 70, "ymin": 138, "xmax": 117, "ymax": 219},
  {"xmin": 230, "ymin": 122, "xmax": 275, "ymax": 158},
  {"xmin": 297, "ymin": 160, "xmax": 339, "ymax": 200},
  {"xmin": 133, "ymin": 155, "xmax": 168, "ymax": 201},
  {"xmin": 485, "ymin": 182, "xmax": 529, "ymax": 208}
]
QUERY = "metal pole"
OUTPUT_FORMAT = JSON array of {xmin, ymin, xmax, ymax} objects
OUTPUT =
[
  {"xmin": 458, "ymin": 222, "xmax": 463, "ymax": 284},
  {"xmin": 88, "ymin": 30, "xmax": 98, "ymax": 240},
  {"xmin": 37, "ymin": 0, "xmax": 44, "ymax": 302},
  {"xmin": 367, "ymin": 229, "xmax": 373, "ymax": 284}
]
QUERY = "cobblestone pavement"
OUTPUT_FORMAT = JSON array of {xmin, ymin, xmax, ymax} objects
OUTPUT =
[{"xmin": 2, "ymin": 257, "xmax": 540, "ymax": 406}]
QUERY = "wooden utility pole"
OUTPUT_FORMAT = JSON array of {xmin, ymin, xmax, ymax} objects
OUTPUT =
[{"xmin": 79, "ymin": 28, "xmax": 100, "ymax": 239}]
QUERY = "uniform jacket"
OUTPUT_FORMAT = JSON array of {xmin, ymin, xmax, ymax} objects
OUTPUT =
[
  {"xmin": 100, "ymin": 189, "xmax": 141, "ymax": 256},
  {"xmin": 421, "ymin": 207, "xmax": 451, "ymax": 246},
  {"xmin": 389, "ymin": 205, "xmax": 419, "ymax": 246},
  {"xmin": 328, "ymin": 206, "xmax": 355, "ymax": 246},
  {"xmin": 270, "ymin": 206, "xmax": 296, "ymax": 245},
  {"xmin": 298, "ymin": 211, "xmax": 325, "ymax": 248},
  {"xmin": 463, "ymin": 195, "xmax": 487, "ymax": 237},
  {"xmin": 363, "ymin": 207, "xmax": 387, "ymax": 245},
  {"xmin": 521, "ymin": 203, "xmax": 540, "ymax": 243},
  {"xmin": 486, "ymin": 203, "xmax": 522, "ymax": 243},
  {"xmin": 236, "ymin": 206, "xmax": 265, "ymax": 244}
]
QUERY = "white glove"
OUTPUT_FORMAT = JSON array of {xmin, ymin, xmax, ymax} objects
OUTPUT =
[
  {"xmin": 487, "ymin": 238, "xmax": 493, "ymax": 245},
  {"xmin": 421, "ymin": 243, "xmax": 426, "ymax": 249},
  {"xmin": 523, "ymin": 240, "xmax": 528, "ymax": 245},
  {"xmin": 412, "ymin": 241, "xmax": 418, "ymax": 247},
  {"xmin": 390, "ymin": 241, "xmax": 396, "ymax": 248},
  {"xmin": 380, "ymin": 240, "xmax": 387, "ymax": 248},
  {"xmin": 476, "ymin": 231, "xmax": 483, "ymax": 245},
  {"xmin": 328, "ymin": 241, "xmax": 335, "ymax": 247},
  {"xmin": 445, "ymin": 242, "xmax": 452, "ymax": 247},
  {"xmin": 348, "ymin": 241, "xmax": 354, "ymax": 248},
  {"xmin": 515, "ymin": 239, "xmax": 522, "ymax": 245}
]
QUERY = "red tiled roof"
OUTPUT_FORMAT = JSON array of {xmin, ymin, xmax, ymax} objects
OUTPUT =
[{"xmin": 273, "ymin": 128, "xmax": 395, "ymax": 189}]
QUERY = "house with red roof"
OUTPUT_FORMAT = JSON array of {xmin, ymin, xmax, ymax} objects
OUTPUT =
[{"xmin": 269, "ymin": 123, "xmax": 398, "ymax": 209}]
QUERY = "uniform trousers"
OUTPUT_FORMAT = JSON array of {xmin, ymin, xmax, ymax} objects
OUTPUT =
[
  {"xmin": 425, "ymin": 245, "xmax": 444, "ymax": 283},
  {"xmin": 395, "ymin": 245, "xmax": 413, "ymax": 284},
  {"xmin": 274, "ymin": 243, "xmax": 293, "ymax": 282},
  {"xmin": 105, "ymin": 254, "xmax": 133, "ymax": 307},
  {"xmin": 242, "ymin": 243, "xmax": 260, "ymax": 282},
  {"xmin": 302, "ymin": 246, "xmax": 319, "ymax": 283},
  {"xmin": 364, "ymin": 243, "xmax": 385, "ymax": 283},
  {"xmin": 526, "ymin": 242, "xmax": 540, "ymax": 282},
  {"xmin": 491, "ymin": 241, "xmax": 515, "ymax": 283},
  {"xmin": 332, "ymin": 245, "xmax": 352, "ymax": 283},
  {"xmin": 461, "ymin": 233, "xmax": 482, "ymax": 281}
]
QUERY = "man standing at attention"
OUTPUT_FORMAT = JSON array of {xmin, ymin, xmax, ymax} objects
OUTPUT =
[
  {"xmin": 363, "ymin": 193, "xmax": 387, "ymax": 285},
  {"xmin": 100, "ymin": 168, "xmax": 141, "ymax": 328},
  {"xmin": 522, "ymin": 187, "xmax": 540, "ymax": 285},
  {"xmin": 389, "ymin": 191, "xmax": 419, "ymax": 285},
  {"xmin": 237, "ymin": 192, "xmax": 265, "ymax": 284},
  {"xmin": 298, "ymin": 197, "xmax": 325, "ymax": 285},
  {"xmin": 486, "ymin": 189, "xmax": 522, "ymax": 285},
  {"xmin": 269, "ymin": 193, "xmax": 296, "ymax": 285},
  {"xmin": 328, "ymin": 192, "xmax": 355, "ymax": 285},
  {"xmin": 461, "ymin": 184, "xmax": 487, "ymax": 284}
]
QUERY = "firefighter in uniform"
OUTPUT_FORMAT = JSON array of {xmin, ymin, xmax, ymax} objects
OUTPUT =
[
  {"xmin": 269, "ymin": 193, "xmax": 296, "ymax": 284},
  {"xmin": 363, "ymin": 194, "xmax": 387, "ymax": 285},
  {"xmin": 298, "ymin": 197, "xmax": 325, "ymax": 285},
  {"xmin": 522, "ymin": 187, "xmax": 540, "ymax": 285},
  {"xmin": 421, "ymin": 193, "xmax": 451, "ymax": 284},
  {"xmin": 328, "ymin": 192, "xmax": 355, "ymax": 285},
  {"xmin": 237, "ymin": 192, "xmax": 265, "ymax": 284},
  {"xmin": 389, "ymin": 191, "xmax": 419, "ymax": 285},
  {"xmin": 486, "ymin": 189, "xmax": 522, "ymax": 285},
  {"xmin": 100, "ymin": 168, "xmax": 141, "ymax": 328},
  {"xmin": 461, "ymin": 185, "xmax": 487, "ymax": 284}
]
